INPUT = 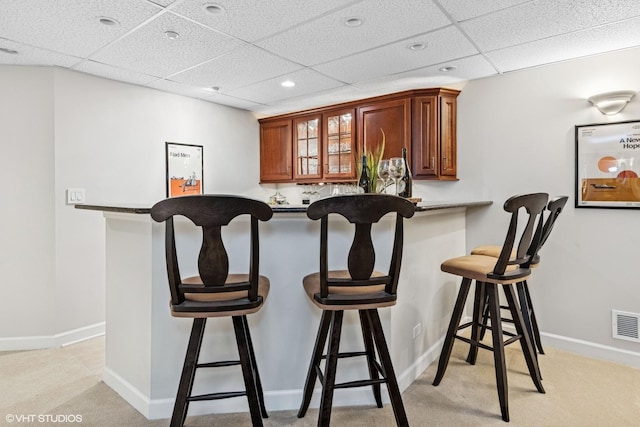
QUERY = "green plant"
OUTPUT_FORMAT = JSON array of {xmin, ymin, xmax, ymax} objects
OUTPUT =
[{"xmin": 355, "ymin": 128, "xmax": 386, "ymax": 192}]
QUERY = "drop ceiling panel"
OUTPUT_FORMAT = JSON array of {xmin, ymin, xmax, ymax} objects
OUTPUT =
[
  {"xmin": 226, "ymin": 68, "xmax": 344, "ymax": 104},
  {"xmin": 0, "ymin": 38, "xmax": 80, "ymax": 67},
  {"xmin": 171, "ymin": 45, "xmax": 302, "ymax": 91},
  {"xmin": 0, "ymin": 0, "xmax": 162, "ymax": 57},
  {"xmin": 256, "ymin": 0, "xmax": 451, "ymax": 66},
  {"xmin": 204, "ymin": 92, "xmax": 262, "ymax": 111},
  {"xmin": 315, "ymin": 26, "xmax": 477, "ymax": 83},
  {"xmin": 488, "ymin": 16, "xmax": 640, "ymax": 72},
  {"xmin": 170, "ymin": 0, "xmax": 357, "ymax": 42},
  {"xmin": 73, "ymin": 60, "xmax": 160, "ymax": 86},
  {"xmin": 353, "ymin": 55, "xmax": 498, "ymax": 91},
  {"xmin": 92, "ymin": 11, "xmax": 245, "ymax": 78},
  {"xmin": 437, "ymin": 0, "xmax": 533, "ymax": 22},
  {"xmin": 461, "ymin": 0, "xmax": 640, "ymax": 52}
]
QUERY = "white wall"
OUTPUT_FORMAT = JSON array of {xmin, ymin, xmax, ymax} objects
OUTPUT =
[
  {"xmin": 453, "ymin": 47, "xmax": 640, "ymax": 361},
  {"xmin": 0, "ymin": 66, "xmax": 261, "ymax": 348},
  {"xmin": 0, "ymin": 67, "xmax": 56, "ymax": 339}
]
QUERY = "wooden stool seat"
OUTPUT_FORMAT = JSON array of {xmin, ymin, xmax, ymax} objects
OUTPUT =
[{"xmin": 151, "ymin": 195, "xmax": 272, "ymax": 427}]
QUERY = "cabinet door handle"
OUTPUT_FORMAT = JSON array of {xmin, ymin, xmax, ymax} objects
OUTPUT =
[
  {"xmin": 431, "ymin": 157, "xmax": 435, "ymax": 169},
  {"xmin": 443, "ymin": 157, "xmax": 448, "ymax": 169}
]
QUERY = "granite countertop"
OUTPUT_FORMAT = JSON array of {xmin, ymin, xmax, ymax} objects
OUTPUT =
[{"xmin": 75, "ymin": 200, "xmax": 492, "ymax": 214}]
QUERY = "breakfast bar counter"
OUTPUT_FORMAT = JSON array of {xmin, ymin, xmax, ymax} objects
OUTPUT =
[{"xmin": 77, "ymin": 200, "xmax": 491, "ymax": 419}]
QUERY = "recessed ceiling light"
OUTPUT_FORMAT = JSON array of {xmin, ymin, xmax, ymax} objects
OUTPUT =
[
  {"xmin": 0, "ymin": 47, "xmax": 18, "ymax": 55},
  {"xmin": 439, "ymin": 66, "xmax": 457, "ymax": 72},
  {"xmin": 98, "ymin": 16, "xmax": 119, "ymax": 26},
  {"xmin": 344, "ymin": 17, "xmax": 363, "ymax": 27},
  {"xmin": 281, "ymin": 80, "xmax": 295, "ymax": 88},
  {"xmin": 408, "ymin": 42, "xmax": 426, "ymax": 51},
  {"xmin": 165, "ymin": 31, "xmax": 180, "ymax": 40},
  {"xmin": 204, "ymin": 4, "xmax": 225, "ymax": 15}
]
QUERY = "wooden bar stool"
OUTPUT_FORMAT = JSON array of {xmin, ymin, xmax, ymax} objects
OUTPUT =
[
  {"xmin": 150, "ymin": 195, "xmax": 273, "ymax": 427},
  {"xmin": 471, "ymin": 196, "xmax": 568, "ymax": 355},
  {"xmin": 297, "ymin": 194, "xmax": 415, "ymax": 427},
  {"xmin": 432, "ymin": 193, "xmax": 548, "ymax": 422}
]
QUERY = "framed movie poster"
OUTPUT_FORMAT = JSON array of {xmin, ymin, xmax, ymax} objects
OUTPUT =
[
  {"xmin": 575, "ymin": 120, "xmax": 640, "ymax": 208},
  {"xmin": 166, "ymin": 142, "xmax": 203, "ymax": 197}
]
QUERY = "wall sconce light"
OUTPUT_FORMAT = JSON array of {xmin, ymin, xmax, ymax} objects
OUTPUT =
[{"xmin": 588, "ymin": 90, "xmax": 636, "ymax": 115}]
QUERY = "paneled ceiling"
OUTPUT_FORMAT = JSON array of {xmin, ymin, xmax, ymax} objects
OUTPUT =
[{"xmin": 2, "ymin": 0, "xmax": 640, "ymax": 116}]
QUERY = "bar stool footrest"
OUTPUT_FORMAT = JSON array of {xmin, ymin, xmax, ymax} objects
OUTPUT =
[
  {"xmin": 197, "ymin": 360, "xmax": 241, "ymax": 368},
  {"xmin": 187, "ymin": 390, "xmax": 246, "ymax": 402}
]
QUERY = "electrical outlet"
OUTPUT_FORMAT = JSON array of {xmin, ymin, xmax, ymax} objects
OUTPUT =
[{"xmin": 412, "ymin": 323, "xmax": 422, "ymax": 339}]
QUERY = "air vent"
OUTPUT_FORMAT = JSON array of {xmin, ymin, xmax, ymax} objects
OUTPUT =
[{"xmin": 612, "ymin": 310, "xmax": 640, "ymax": 342}]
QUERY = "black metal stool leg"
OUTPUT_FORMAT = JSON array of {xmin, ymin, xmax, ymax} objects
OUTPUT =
[
  {"xmin": 171, "ymin": 318, "xmax": 206, "ymax": 427},
  {"xmin": 232, "ymin": 316, "xmax": 263, "ymax": 427},
  {"xmin": 433, "ymin": 277, "xmax": 473, "ymax": 386},
  {"xmin": 523, "ymin": 281, "xmax": 545, "ymax": 354},
  {"xmin": 502, "ymin": 285, "xmax": 545, "ymax": 394},
  {"xmin": 466, "ymin": 281, "xmax": 486, "ymax": 365},
  {"xmin": 298, "ymin": 310, "xmax": 332, "ymax": 418},
  {"xmin": 487, "ymin": 283, "xmax": 510, "ymax": 422},
  {"xmin": 359, "ymin": 309, "xmax": 383, "ymax": 408},
  {"xmin": 367, "ymin": 309, "xmax": 408, "ymax": 426},
  {"xmin": 241, "ymin": 315, "xmax": 269, "ymax": 418},
  {"xmin": 318, "ymin": 310, "xmax": 344, "ymax": 427}
]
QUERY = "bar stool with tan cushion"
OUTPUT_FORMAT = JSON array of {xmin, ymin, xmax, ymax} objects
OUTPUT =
[
  {"xmin": 151, "ymin": 195, "xmax": 273, "ymax": 427},
  {"xmin": 471, "ymin": 196, "xmax": 568, "ymax": 355},
  {"xmin": 297, "ymin": 193, "xmax": 415, "ymax": 427},
  {"xmin": 433, "ymin": 193, "xmax": 548, "ymax": 422}
]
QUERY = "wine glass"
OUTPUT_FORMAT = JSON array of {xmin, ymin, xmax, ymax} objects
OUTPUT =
[
  {"xmin": 377, "ymin": 160, "xmax": 391, "ymax": 194},
  {"xmin": 389, "ymin": 157, "xmax": 405, "ymax": 196}
]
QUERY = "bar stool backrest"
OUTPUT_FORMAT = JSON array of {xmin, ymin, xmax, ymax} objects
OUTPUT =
[
  {"xmin": 150, "ymin": 195, "xmax": 273, "ymax": 306},
  {"xmin": 306, "ymin": 193, "xmax": 415, "ymax": 298},
  {"xmin": 490, "ymin": 193, "xmax": 548, "ymax": 280},
  {"xmin": 528, "ymin": 195, "xmax": 569, "ymax": 264}
]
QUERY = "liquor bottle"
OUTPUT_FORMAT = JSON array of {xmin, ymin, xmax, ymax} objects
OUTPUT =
[
  {"xmin": 399, "ymin": 147, "xmax": 412, "ymax": 198},
  {"xmin": 358, "ymin": 155, "xmax": 371, "ymax": 193}
]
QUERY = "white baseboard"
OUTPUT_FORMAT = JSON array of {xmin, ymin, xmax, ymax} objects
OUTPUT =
[
  {"xmin": 540, "ymin": 332, "xmax": 640, "ymax": 369},
  {"xmin": 0, "ymin": 322, "xmax": 105, "ymax": 351}
]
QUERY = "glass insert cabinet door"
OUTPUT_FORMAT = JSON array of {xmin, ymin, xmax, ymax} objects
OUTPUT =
[
  {"xmin": 324, "ymin": 109, "xmax": 355, "ymax": 180},
  {"xmin": 293, "ymin": 115, "xmax": 321, "ymax": 180}
]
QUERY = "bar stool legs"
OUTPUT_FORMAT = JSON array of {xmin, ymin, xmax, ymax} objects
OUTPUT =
[
  {"xmin": 298, "ymin": 309, "xmax": 408, "ymax": 427},
  {"xmin": 172, "ymin": 318, "xmax": 206, "ymax": 427},
  {"xmin": 170, "ymin": 316, "xmax": 268, "ymax": 427},
  {"xmin": 433, "ymin": 278, "xmax": 545, "ymax": 422}
]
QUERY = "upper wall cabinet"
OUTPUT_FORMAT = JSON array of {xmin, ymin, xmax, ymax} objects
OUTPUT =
[
  {"xmin": 259, "ymin": 88, "xmax": 460, "ymax": 183},
  {"xmin": 260, "ymin": 119, "xmax": 292, "ymax": 182}
]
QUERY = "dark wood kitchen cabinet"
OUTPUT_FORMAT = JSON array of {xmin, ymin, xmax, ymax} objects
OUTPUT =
[
  {"xmin": 357, "ymin": 98, "xmax": 411, "ymax": 160},
  {"xmin": 412, "ymin": 88, "xmax": 459, "ymax": 180},
  {"xmin": 259, "ymin": 119, "xmax": 292, "ymax": 182},
  {"xmin": 259, "ymin": 88, "xmax": 460, "ymax": 183}
]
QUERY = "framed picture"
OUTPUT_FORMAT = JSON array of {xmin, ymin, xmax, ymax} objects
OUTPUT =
[
  {"xmin": 166, "ymin": 142, "xmax": 203, "ymax": 197},
  {"xmin": 575, "ymin": 120, "xmax": 640, "ymax": 208}
]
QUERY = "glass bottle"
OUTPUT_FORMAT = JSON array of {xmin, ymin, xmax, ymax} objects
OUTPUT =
[
  {"xmin": 358, "ymin": 155, "xmax": 371, "ymax": 193},
  {"xmin": 399, "ymin": 147, "xmax": 412, "ymax": 198}
]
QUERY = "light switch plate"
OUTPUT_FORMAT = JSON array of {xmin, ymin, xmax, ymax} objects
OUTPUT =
[{"xmin": 67, "ymin": 188, "xmax": 86, "ymax": 205}]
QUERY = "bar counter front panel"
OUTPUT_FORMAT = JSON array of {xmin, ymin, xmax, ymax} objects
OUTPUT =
[{"xmin": 76, "ymin": 200, "xmax": 491, "ymax": 419}]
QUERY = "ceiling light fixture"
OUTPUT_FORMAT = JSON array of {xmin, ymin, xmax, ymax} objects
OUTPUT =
[
  {"xmin": 439, "ymin": 66, "xmax": 457, "ymax": 72},
  {"xmin": 344, "ymin": 17, "xmax": 363, "ymax": 27},
  {"xmin": 588, "ymin": 90, "xmax": 636, "ymax": 115},
  {"xmin": 281, "ymin": 80, "xmax": 295, "ymax": 88},
  {"xmin": 408, "ymin": 43, "xmax": 426, "ymax": 51},
  {"xmin": 204, "ymin": 4, "xmax": 225, "ymax": 15},
  {"xmin": 164, "ymin": 31, "xmax": 180, "ymax": 40},
  {"xmin": 0, "ymin": 47, "xmax": 18, "ymax": 55},
  {"xmin": 98, "ymin": 16, "xmax": 119, "ymax": 26}
]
